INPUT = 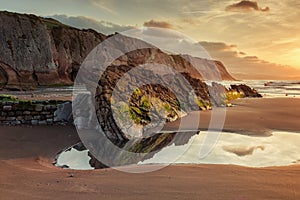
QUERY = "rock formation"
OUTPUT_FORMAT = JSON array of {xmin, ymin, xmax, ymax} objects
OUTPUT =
[
  {"xmin": 230, "ymin": 84, "xmax": 262, "ymax": 98},
  {"xmin": 0, "ymin": 11, "xmax": 106, "ymax": 90},
  {"xmin": 0, "ymin": 11, "xmax": 243, "ymax": 168},
  {"xmin": 0, "ymin": 11, "xmax": 234, "ymax": 90}
]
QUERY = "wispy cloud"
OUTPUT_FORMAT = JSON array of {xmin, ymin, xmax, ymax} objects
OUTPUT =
[
  {"xmin": 49, "ymin": 14, "xmax": 132, "ymax": 34},
  {"xmin": 199, "ymin": 41, "xmax": 300, "ymax": 79},
  {"xmin": 143, "ymin": 20, "xmax": 174, "ymax": 29},
  {"xmin": 90, "ymin": 0, "xmax": 117, "ymax": 15}
]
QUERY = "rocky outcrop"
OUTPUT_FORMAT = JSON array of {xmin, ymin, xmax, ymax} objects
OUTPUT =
[
  {"xmin": 54, "ymin": 102, "xmax": 73, "ymax": 123},
  {"xmin": 230, "ymin": 84, "xmax": 262, "ymax": 98},
  {"xmin": 111, "ymin": 46, "xmax": 235, "ymax": 81}
]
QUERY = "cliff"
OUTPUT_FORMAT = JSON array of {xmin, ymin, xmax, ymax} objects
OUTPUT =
[
  {"xmin": 0, "ymin": 11, "xmax": 106, "ymax": 90},
  {"xmin": 0, "ymin": 11, "xmax": 250, "ymax": 168},
  {"xmin": 0, "ymin": 11, "xmax": 235, "ymax": 90}
]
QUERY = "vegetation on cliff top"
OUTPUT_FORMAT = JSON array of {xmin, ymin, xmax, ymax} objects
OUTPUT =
[{"xmin": 0, "ymin": 94, "xmax": 17, "ymax": 101}]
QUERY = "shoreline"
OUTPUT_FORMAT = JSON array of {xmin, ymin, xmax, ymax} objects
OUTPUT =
[
  {"xmin": 165, "ymin": 97, "xmax": 300, "ymax": 135},
  {"xmin": 1, "ymin": 97, "xmax": 299, "ymax": 199},
  {"xmin": 2, "ymin": 97, "xmax": 300, "ymax": 163},
  {"xmin": 55, "ymin": 130, "xmax": 300, "ymax": 170}
]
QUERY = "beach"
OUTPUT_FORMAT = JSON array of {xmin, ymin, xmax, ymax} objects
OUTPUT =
[
  {"xmin": 166, "ymin": 97, "xmax": 300, "ymax": 135},
  {"xmin": 0, "ymin": 97, "xmax": 299, "ymax": 199}
]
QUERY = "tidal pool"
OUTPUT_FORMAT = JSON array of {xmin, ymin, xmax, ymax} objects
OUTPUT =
[
  {"xmin": 55, "ymin": 131, "xmax": 300, "ymax": 170},
  {"xmin": 55, "ymin": 144, "xmax": 94, "ymax": 170}
]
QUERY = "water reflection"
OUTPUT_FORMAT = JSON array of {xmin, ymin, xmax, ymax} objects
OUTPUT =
[
  {"xmin": 55, "ymin": 131, "xmax": 300, "ymax": 170},
  {"xmin": 56, "ymin": 143, "xmax": 94, "ymax": 170}
]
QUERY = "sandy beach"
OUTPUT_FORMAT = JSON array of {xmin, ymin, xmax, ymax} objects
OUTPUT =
[
  {"xmin": 166, "ymin": 97, "xmax": 300, "ymax": 135},
  {"xmin": 0, "ymin": 98, "xmax": 299, "ymax": 200}
]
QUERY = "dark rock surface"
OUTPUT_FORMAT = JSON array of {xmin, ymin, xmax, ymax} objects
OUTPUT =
[
  {"xmin": 54, "ymin": 102, "xmax": 73, "ymax": 123},
  {"xmin": 0, "ymin": 99, "xmax": 71, "ymax": 125},
  {"xmin": 0, "ymin": 11, "xmax": 105, "ymax": 90},
  {"xmin": 230, "ymin": 84, "xmax": 262, "ymax": 98}
]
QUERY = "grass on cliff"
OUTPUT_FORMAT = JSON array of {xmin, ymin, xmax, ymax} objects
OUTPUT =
[
  {"xmin": 0, "ymin": 94, "xmax": 17, "ymax": 101},
  {"xmin": 42, "ymin": 18, "xmax": 64, "ymax": 29},
  {"xmin": 0, "ymin": 94, "xmax": 66, "ymax": 107},
  {"xmin": 0, "ymin": 95, "xmax": 35, "ymax": 108},
  {"xmin": 226, "ymin": 91, "xmax": 244, "ymax": 101},
  {"xmin": 194, "ymin": 97, "xmax": 211, "ymax": 110}
]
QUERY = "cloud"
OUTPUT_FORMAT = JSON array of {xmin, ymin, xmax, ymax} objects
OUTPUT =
[
  {"xmin": 199, "ymin": 41, "xmax": 300, "ymax": 80},
  {"xmin": 143, "ymin": 20, "xmax": 174, "ymax": 29},
  {"xmin": 199, "ymin": 41, "xmax": 237, "ymax": 51},
  {"xmin": 90, "ymin": 0, "xmax": 117, "ymax": 15},
  {"xmin": 185, "ymin": 1, "xmax": 299, "ymax": 69},
  {"xmin": 225, "ymin": 0, "xmax": 270, "ymax": 12},
  {"xmin": 48, "ymin": 15, "xmax": 133, "ymax": 35},
  {"xmin": 222, "ymin": 145, "xmax": 265, "ymax": 157}
]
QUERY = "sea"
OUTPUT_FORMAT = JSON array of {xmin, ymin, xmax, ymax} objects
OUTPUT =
[
  {"xmin": 1, "ymin": 80, "xmax": 300, "ymax": 99},
  {"xmin": 208, "ymin": 80, "xmax": 300, "ymax": 98}
]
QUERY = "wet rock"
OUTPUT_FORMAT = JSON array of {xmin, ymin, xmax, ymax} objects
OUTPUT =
[
  {"xmin": 16, "ymin": 111, "xmax": 23, "ymax": 115},
  {"xmin": 23, "ymin": 111, "xmax": 31, "ymax": 115},
  {"xmin": 46, "ymin": 114, "xmax": 53, "ymax": 118},
  {"xmin": 38, "ymin": 120, "xmax": 47, "ymax": 125},
  {"xmin": 31, "ymin": 120, "xmax": 39, "ymax": 125},
  {"xmin": 1, "ymin": 112, "xmax": 7, "ymax": 116},
  {"xmin": 8, "ymin": 112, "xmax": 15, "ymax": 116},
  {"xmin": 16, "ymin": 116, "xmax": 23, "ymax": 120},
  {"xmin": 54, "ymin": 102, "xmax": 73, "ymax": 123},
  {"xmin": 11, "ymin": 120, "xmax": 21, "ymax": 125},
  {"xmin": 3, "ymin": 106, "xmax": 12, "ymax": 111},
  {"xmin": 230, "ymin": 84, "xmax": 262, "ymax": 98},
  {"xmin": 34, "ymin": 104, "xmax": 43, "ymax": 112},
  {"xmin": 24, "ymin": 115, "xmax": 32, "ymax": 121},
  {"xmin": 6, "ymin": 117, "xmax": 16, "ymax": 121},
  {"xmin": 33, "ymin": 116, "xmax": 41, "ymax": 120},
  {"xmin": 46, "ymin": 119, "xmax": 53, "ymax": 124}
]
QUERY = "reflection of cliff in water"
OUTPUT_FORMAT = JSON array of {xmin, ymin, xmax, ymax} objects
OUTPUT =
[
  {"xmin": 56, "ymin": 131, "xmax": 300, "ymax": 170},
  {"xmin": 56, "ymin": 130, "xmax": 198, "ymax": 169}
]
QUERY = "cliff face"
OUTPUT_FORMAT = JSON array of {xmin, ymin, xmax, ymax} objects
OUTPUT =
[
  {"xmin": 0, "ymin": 11, "xmax": 106, "ymax": 90},
  {"xmin": 112, "ymin": 47, "xmax": 235, "ymax": 81},
  {"xmin": 0, "ymin": 11, "xmax": 234, "ymax": 90},
  {"xmin": 0, "ymin": 12, "xmax": 54, "ymax": 89}
]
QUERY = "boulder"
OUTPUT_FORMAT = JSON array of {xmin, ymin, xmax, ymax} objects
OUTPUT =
[{"xmin": 54, "ymin": 102, "xmax": 73, "ymax": 123}]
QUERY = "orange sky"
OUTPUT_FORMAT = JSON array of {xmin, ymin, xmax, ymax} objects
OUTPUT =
[{"xmin": 1, "ymin": 0, "xmax": 300, "ymax": 79}]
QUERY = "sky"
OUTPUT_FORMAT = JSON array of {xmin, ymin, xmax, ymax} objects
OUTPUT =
[{"xmin": 1, "ymin": 0, "xmax": 300, "ymax": 79}]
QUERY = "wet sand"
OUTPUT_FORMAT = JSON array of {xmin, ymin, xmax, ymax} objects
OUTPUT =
[
  {"xmin": 0, "ymin": 98, "xmax": 299, "ymax": 199},
  {"xmin": 165, "ymin": 97, "xmax": 300, "ymax": 135}
]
